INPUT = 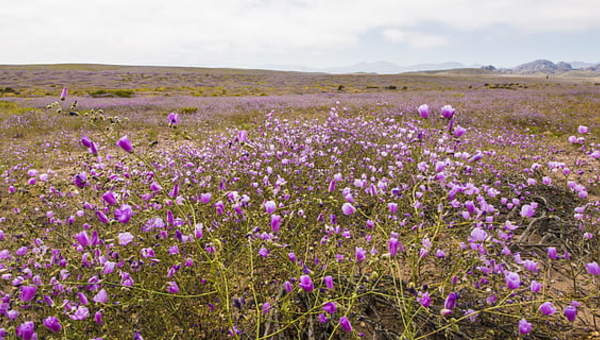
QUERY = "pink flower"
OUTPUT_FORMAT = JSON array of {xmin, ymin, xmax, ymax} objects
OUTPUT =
[
  {"xmin": 118, "ymin": 232, "xmax": 134, "ymax": 246},
  {"xmin": 440, "ymin": 105, "xmax": 456, "ymax": 119},
  {"xmin": 520, "ymin": 204, "xmax": 535, "ymax": 218},
  {"xmin": 60, "ymin": 87, "xmax": 68, "ymax": 101},
  {"xmin": 585, "ymin": 262, "xmax": 600, "ymax": 275},
  {"xmin": 453, "ymin": 125, "xmax": 466, "ymax": 138},
  {"xmin": 418, "ymin": 104, "xmax": 430, "ymax": 118},
  {"xmin": 470, "ymin": 227, "xmax": 487, "ymax": 242},
  {"xmin": 530, "ymin": 280, "xmax": 542, "ymax": 293},
  {"xmin": 264, "ymin": 200, "xmax": 276, "ymax": 214},
  {"xmin": 577, "ymin": 125, "xmax": 589, "ymax": 134},
  {"xmin": 341, "ymin": 203, "xmax": 356, "ymax": 215},
  {"xmin": 70, "ymin": 306, "xmax": 90, "ymax": 320},
  {"xmin": 539, "ymin": 301, "xmax": 556, "ymax": 315},
  {"xmin": 93, "ymin": 289, "xmax": 108, "ymax": 304}
]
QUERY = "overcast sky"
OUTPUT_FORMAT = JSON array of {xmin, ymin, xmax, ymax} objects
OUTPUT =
[{"xmin": 2, "ymin": 0, "xmax": 600, "ymax": 68}]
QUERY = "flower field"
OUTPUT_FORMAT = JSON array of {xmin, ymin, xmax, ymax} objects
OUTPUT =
[{"xmin": 0, "ymin": 67, "xmax": 599, "ymax": 339}]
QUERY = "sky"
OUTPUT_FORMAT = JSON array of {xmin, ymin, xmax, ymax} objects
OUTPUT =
[{"xmin": 2, "ymin": 0, "xmax": 600, "ymax": 69}]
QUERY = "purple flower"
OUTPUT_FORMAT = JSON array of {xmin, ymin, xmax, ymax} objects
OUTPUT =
[
  {"xmin": 73, "ymin": 172, "xmax": 87, "ymax": 188},
  {"xmin": 93, "ymin": 289, "xmax": 108, "ymax": 304},
  {"xmin": 505, "ymin": 271, "xmax": 521, "ymax": 290},
  {"xmin": 194, "ymin": 224, "xmax": 204, "ymax": 239},
  {"xmin": 443, "ymin": 292, "xmax": 458, "ymax": 311},
  {"xmin": 96, "ymin": 211, "xmax": 110, "ymax": 224},
  {"xmin": 118, "ymin": 232, "xmax": 134, "ymax": 246},
  {"xmin": 530, "ymin": 280, "xmax": 542, "ymax": 293},
  {"xmin": 453, "ymin": 125, "xmax": 466, "ymax": 138},
  {"xmin": 60, "ymin": 87, "xmax": 68, "ymax": 101},
  {"xmin": 388, "ymin": 202, "xmax": 398, "ymax": 214},
  {"xmin": 355, "ymin": 247, "xmax": 366, "ymax": 263},
  {"xmin": 470, "ymin": 227, "xmax": 488, "ymax": 242},
  {"xmin": 19, "ymin": 285, "xmax": 37, "ymax": 302},
  {"xmin": 261, "ymin": 302, "xmax": 271, "ymax": 314},
  {"xmin": 237, "ymin": 130, "xmax": 248, "ymax": 143},
  {"xmin": 283, "ymin": 281, "xmax": 293, "ymax": 293},
  {"xmin": 150, "ymin": 182, "xmax": 162, "ymax": 192},
  {"xmin": 102, "ymin": 261, "xmax": 116, "ymax": 274},
  {"xmin": 70, "ymin": 306, "xmax": 90, "ymax": 320},
  {"xmin": 270, "ymin": 214, "xmax": 282, "ymax": 232},
  {"xmin": 16, "ymin": 321, "xmax": 36, "ymax": 340},
  {"xmin": 317, "ymin": 313, "xmax": 329, "ymax": 323},
  {"xmin": 264, "ymin": 200, "xmax": 276, "ymax": 214},
  {"xmin": 298, "ymin": 275, "xmax": 314, "ymax": 292},
  {"xmin": 322, "ymin": 302, "xmax": 337, "ymax": 314},
  {"xmin": 168, "ymin": 184, "xmax": 179, "ymax": 198},
  {"xmin": 440, "ymin": 105, "xmax": 456, "ymax": 119},
  {"xmin": 94, "ymin": 311, "xmax": 103, "ymax": 325},
  {"xmin": 538, "ymin": 302, "xmax": 556, "ymax": 315},
  {"xmin": 522, "ymin": 260, "xmax": 539, "ymax": 272},
  {"xmin": 102, "ymin": 191, "xmax": 117, "ymax": 205},
  {"xmin": 564, "ymin": 305, "xmax": 577, "ymax": 322},
  {"xmin": 341, "ymin": 203, "xmax": 356, "ymax": 215},
  {"xmin": 74, "ymin": 230, "xmax": 91, "ymax": 248},
  {"xmin": 116, "ymin": 136, "xmax": 133, "ymax": 153},
  {"xmin": 167, "ymin": 112, "xmax": 179, "ymax": 125},
  {"xmin": 323, "ymin": 276, "xmax": 334, "ymax": 290},
  {"xmin": 585, "ymin": 262, "xmax": 600, "ymax": 275},
  {"xmin": 339, "ymin": 316, "xmax": 353, "ymax": 332},
  {"xmin": 418, "ymin": 104, "xmax": 430, "ymax": 118},
  {"xmin": 81, "ymin": 136, "xmax": 93, "ymax": 148},
  {"xmin": 520, "ymin": 204, "xmax": 536, "ymax": 218},
  {"xmin": 388, "ymin": 237, "xmax": 402, "ymax": 256},
  {"xmin": 577, "ymin": 125, "xmax": 589, "ymax": 134},
  {"xmin": 43, "ymin": 316, "xmax": 62, "ymax": 333},
  {"xmin": 114, "ymin": 204, "xmax": 133, "ymax": 224},
  {"xmin": 547, "ymin": 247, "xmax": 558, "ymax": 259},
  {"xmin": 199, "ymin": 192, "xmax": 212, "ymax": 203},
  {"xmin": 258, "ymin": 247, "xmax": 270, "ymax": 257},
  {"xmin": 166, "ymin": 281, "xmax": 180, "ymax": 294},
  {"xmin": 417, "ymin": 292, "xmax": 431, "ymax": 307},
  {"xmin": 518, "ymin": 319, "xmax": 532, "ymax": 335}
]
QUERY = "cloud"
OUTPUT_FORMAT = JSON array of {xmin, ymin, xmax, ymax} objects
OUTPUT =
[
  {"xmin": 1, "ymin": 0, "xmax": 599, "ymax": 65},
  {"xmin": 382, "ymin": 29, "xmax": 448, "ymax": 48}
]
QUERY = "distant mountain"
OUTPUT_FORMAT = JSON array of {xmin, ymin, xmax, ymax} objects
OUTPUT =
[
  {"xmin": 583, "ymin": 64, "xmax": 600, "ymax": 72},
  {"xmin": 568, "ymin": 61, "xmax": 600, "ymax": 69},
  {"xmin": 481, "ymin": 59, "xmax": 600, "ymax": 74},
  {"xmin": 257, "ymin": 61, "xmax": 472, "ymax": 74},
  {"xmin": 512, "ymin": 59, "xmax": 572, "ymax": 74}
]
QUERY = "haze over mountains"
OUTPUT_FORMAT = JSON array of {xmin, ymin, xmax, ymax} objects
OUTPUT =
[
  {"xmin": 257, "ymin": 59, "xmax": 600, "ymax": 75},
  {"xmin": 257, "ymin": 61, "xmax": 478, "ymax": 74}
]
